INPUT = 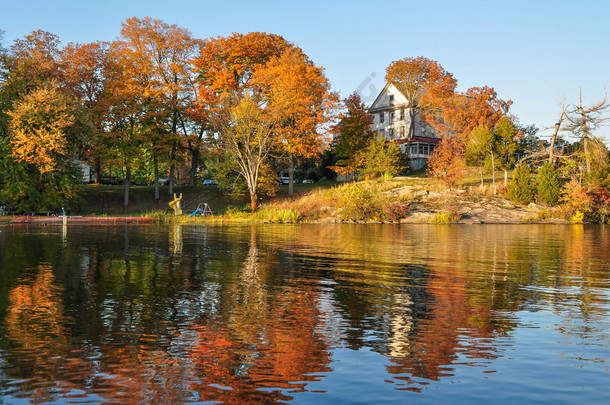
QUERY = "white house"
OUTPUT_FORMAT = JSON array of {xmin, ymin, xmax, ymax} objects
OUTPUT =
[
  {"xmin": 369, "ymin": 83, "xmax": 440, "ymax": 170},
  {"xmin": 75, "ymin": 160, "xmax": 95, "ymax": 183}
]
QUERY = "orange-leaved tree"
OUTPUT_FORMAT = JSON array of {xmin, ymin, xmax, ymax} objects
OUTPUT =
[
  {"xmin": 192, "ymin": 32, "xmax": 291, "ymax": 201},
  {"xmin": 118, "ymin": 17, "xmax": 200, "ymax": 197},
  {"xmin": 61, "ymin": 40, "xmax": 111, "ymax": 183},
  {"xmin": 429, "ymin": 86, "xmax": 512, "ymax": 147},
  {"xmin": 251, "ymin": 47, "xmax": 338, "ymax": 194},
  {"xmin": 193, "ymin": 32, "xmax": 290, "ymax": 103},
  {"xmin": 427, "ymin": 137, "xmax": 465, "ymax": 188},
  {"xmin": 385, "ymin": 56, "xmax": 457, "ymax": 143}
]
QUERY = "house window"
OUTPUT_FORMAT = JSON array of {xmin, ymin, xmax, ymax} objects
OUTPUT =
[
  {"xmin": 400, "ymin": 127, "xmax": 405, "ymax": 138},
  {"xmin": 400, "ymin": 108, "xmax": 404, "ymax": 120},
  {"xmin": 380, "ymin": 113, "xmax": 384, "ymax": 123},
  {"xmin": 419, "ymin": 144, "xmax": 428, "ymax": 155},
  {"xmin": 389, "ymin": 94, "xmax": 394, "ymax": 104},
  {"xmin": 389, "ymin": 112, "xmax": 394, "ymax": 123},
  {"xmin": 389, "ymin": 128, "xmax": 394, "ymax": 139},
  {"xmin": 410, "ymin": 145, "xmax": 417, "ymax": 155}
]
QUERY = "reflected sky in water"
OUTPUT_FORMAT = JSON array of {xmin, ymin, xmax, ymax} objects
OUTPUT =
[{"xmin": 0, "ymin": 224, "xmax": 609, "ymax": 403}]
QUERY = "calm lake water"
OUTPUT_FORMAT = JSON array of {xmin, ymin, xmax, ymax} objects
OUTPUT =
[{"xmin": 0, "ymin": 223, "xmax": 609, "ymax": 404}]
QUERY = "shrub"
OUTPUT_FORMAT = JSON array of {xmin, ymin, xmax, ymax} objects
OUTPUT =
[
  {"xmin": 561, "ymin": 178, "xmax": 592, "ymax": 212},
  {"xmin": 337, "ymin": 183, "xmax": 383, "ymax": 221},
  {"xmin": 507, "ymin": 162, "xmax": 534, "ymax": 204},
  {"xmin": 381, "ymin": 202, "xmax": 410, "ymax": 222},
  {"xmin": 536, "ymin": 162, "xmax": 561, "ymax": 206},
  {"xmin": 430, "ymin": 204, "xmax": 461, "ymax": 223}
]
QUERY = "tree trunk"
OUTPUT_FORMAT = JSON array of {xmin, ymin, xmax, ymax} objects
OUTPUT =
[
  {"xmin": 94, "ymin": 157, "xmax": 101, "ymax": 184},
  {"xmin": 490, "ymin": 151, "xmax": 496, "ymax": 194},
  {"xmin": 288, "ymin": 155, "xmax": 294, "ymax": 196},
  {"xmin": 583, "ymin": 136, "xmax": 591, "ymax": 174},
  {"xmin": 480, "ymin": 166, "xmax": 484, "ymax": 186},
  {"xmin": 154, "ymin": 156, "xmax": 160, "ymax": 200},
  {"xmin": 123, "ymin": 166, "xmax": 131, "ymax": 210},
  {"xmin": 189, "ymin": 148, "xmax": 200, "ymax": 187},
  {"xmin": 407, "ymin": 106, "xmax": 416, "ymax": 139},
  {"xmin": 504, "ymin": 169, "xmax": 508, "ymax": 185},
  {"xmin": 250, "ymin": 191, "xmax": 258, "ymax": 212},
  {"xmin": 549, "ymin": 126, "xmax": 558, "ymax": 164},
  {"xmin": 169, "ymin": 145, "xmax": 176, "ymax": 195}
]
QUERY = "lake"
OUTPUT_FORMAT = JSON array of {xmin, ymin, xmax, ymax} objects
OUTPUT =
[{"xmin": 0, "ymin": 223, "xmax": 609, "ymax": 404}]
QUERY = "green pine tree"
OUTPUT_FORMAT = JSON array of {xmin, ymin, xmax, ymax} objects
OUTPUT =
[
  {"xmin": 507, "ymin": 162, "xmax": 534, "ymax": 204},
  {"xmin": 536, "ymin": 162, "xmax": 561, "ymax": 206}
]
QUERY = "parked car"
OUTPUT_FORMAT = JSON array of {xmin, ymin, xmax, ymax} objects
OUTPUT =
[
  {"xmin": 280, "ymin": 177, "xmax": 290, "ymax": 185},
  {"xmin": 158, "ymin": 178, "xmax": 170, "ymax": 185},
  {"xmin": 302, "ymin": 179, "xmax": 314, "ymax": 184},
  {"xmin": 202, "ymin": 179, "xmax": 217, "ymax": 185}
]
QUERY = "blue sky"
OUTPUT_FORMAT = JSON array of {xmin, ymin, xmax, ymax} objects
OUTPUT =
[{"xmin": 2, "ymin": 0, "xmax": 609, "ymax": 140}]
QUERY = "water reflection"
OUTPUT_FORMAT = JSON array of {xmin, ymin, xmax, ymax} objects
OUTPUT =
[{"xmin": 0, "ymin": 224, "xmax": 608, "ymax": 403}]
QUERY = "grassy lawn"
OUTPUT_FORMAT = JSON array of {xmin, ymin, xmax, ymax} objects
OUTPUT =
[{"xmin": 72, "ymin": 179, "xmax": 339, "ymax": 216}]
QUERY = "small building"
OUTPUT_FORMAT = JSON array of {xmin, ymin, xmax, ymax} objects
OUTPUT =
[
  {"xmin": 368, "ymin": 83, "xmax": 440, "ymax": 170},
  {"xmin": 75, "ymin": 160, "xmax": 95, "ymax": 183}
]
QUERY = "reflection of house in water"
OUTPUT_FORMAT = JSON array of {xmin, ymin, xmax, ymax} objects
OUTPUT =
[{"xmin": 369, "ymin": 83, "xmax": 440, "ymax": 170}]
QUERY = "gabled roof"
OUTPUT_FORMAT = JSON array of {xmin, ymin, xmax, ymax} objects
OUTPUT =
[
  {"xmin": 368, "ymin": 82, "xmax": 411, "ymax": 113},
  {"xmin": 369, "ymin": 82, "xmax": 391, "ymax": 111}
]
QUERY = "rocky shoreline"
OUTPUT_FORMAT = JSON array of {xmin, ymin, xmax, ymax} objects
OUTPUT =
[{"xmin": 315, "ymin": 184, "xmax": 567, "ymax": 224}]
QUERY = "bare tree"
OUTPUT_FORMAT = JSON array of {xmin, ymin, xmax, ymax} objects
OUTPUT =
[
  {"xmin": 548, "ymin": 105, "xmax": 569, "ymax": 164},
  {"xmin": 564, "ymin": 90, "xmax": 609, "ymax": 173}
]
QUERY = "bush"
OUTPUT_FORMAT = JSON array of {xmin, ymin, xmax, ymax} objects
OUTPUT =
[
  {"xmin": 507, "ymin": 162, "xmax": 534, "ymax": 204},
  {"xmin": 381, "ymin": 202, "xmax": 410, "ymax": 222},
  {"xmin": 430, "ymin": 204, "xmax": 461, "ymax": 223},
  {"xmin": 536, "ymin": 162, "xmax": 561, "ymax": 206},
  {"xmin": 337, "ymin": 183, "xmax": 383, "ymax": 221}
]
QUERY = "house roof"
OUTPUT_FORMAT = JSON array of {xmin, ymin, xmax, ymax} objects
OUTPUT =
[{"xmin": 368, "ymin": 83, "xmax": 411, "ymax": 113}]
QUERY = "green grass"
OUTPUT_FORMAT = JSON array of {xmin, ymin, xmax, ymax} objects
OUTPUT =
[{"xmin": 70, "ymin": 184, "xmax": 235, "ymax": 216}]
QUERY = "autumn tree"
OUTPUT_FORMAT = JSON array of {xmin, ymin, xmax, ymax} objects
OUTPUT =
[
  {"xmin": 330, "ymin": 92, "xmax": 375, "ymax": 176},
  {"xmin": 101, "ymin": 40, "xmax": 147, "ymax": 208},
  {"xmin": 193, "ymin": 32, "xmax": 289, "ymax": 101},
  {"xmin": 0, "ymin": 84, "xmax": 84, "ymax": 211},
  {"xmin": 251, "ymin": 47, "xmax": 337, "ymax": 194},
  {"xmin": 427, "ymin": 137, "xmax": 465, "ymax": 188},
  {"xmin": 61, "ymin": 41, "xmax": 111, "ymax": 182},
  {"xmin": 0, "ymin": 30, "xmax": 62, "ymax": 137},
  {"xmin": 215, "ymin": 93, "xmax": 277, "ymax": 211},
  {"xmin": 118, "ymin": 17, "xmax": 200, "ymax": 198},
  {"xmin": 192, "ymin": 32, "xmax": 291, "ymax": 190},
  {"xmin": 385, "ymin": 56, "xmax": 457, "ymax": 143},
  {"xmin": 429, "ymin": 86, "xmax": 512, "ymax": 147}
]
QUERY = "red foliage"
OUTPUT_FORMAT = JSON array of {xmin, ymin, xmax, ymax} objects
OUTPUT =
[
  {"xmin": 426, "ymin": 137, "xmax": 465, "ymax": 188},
  {"xmin": 428, "ymin": 86, "xmax": 512, "ymax": 147}
]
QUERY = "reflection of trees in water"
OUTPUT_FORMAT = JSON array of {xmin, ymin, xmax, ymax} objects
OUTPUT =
[
  {"xmin": 0, "ymin": 224, "xmax": 609, "ymax": 400},
  {"xmin": 255, "ymin": 224, "xmax": 610, "ymax": 388},
  {"xmin": 187, "ymin": 225, "xmax": 332, "ymax": 402}
]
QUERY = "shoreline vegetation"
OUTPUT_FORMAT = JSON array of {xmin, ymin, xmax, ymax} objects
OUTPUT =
[{"xmin": 1, "ymin": 174, "xmax": 597, "ymax": 225}]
